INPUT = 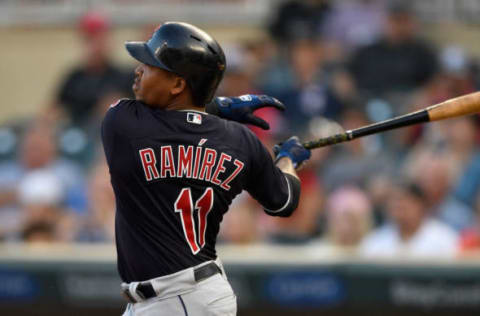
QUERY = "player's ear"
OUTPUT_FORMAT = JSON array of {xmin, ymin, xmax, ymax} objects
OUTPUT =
[{"xmin": 170, "ymin": 76, "xmax": 187, "ymax": 96}]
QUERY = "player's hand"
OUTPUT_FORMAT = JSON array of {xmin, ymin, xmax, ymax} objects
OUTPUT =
[
  {"xmin": 273, "ymin": 136, "xmax": 311, "ymax": 169},
  {"xmin": 210, "ymin": 94, "xmax": 285, "ymax": 130}
]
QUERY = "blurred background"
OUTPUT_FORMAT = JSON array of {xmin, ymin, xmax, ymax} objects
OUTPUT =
[{"xmin": 1, "ymin": 0, "xmax": 480, "ymax": 315}]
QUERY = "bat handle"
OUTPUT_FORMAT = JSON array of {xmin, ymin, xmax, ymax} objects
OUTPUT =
[{"xmin": 303, "ymin": 131, "xmax": 353, "ymax": 149}]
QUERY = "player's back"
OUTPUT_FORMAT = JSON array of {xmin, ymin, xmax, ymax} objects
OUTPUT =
[{"xmin": 102, "ymin": 99, "xmax": 285, "ymax": 282}]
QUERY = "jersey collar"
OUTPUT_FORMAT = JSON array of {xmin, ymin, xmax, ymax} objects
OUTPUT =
[{"xmin": 177, "ymin": 109, "xmax": 208, "ymax": 115}]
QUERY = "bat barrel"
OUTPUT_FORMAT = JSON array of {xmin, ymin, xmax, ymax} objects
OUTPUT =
[{"xmin": 427, "ymin": 91, "xmax": 480, "ymax": 121}]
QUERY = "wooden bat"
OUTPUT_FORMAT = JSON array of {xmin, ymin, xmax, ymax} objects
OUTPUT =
[{"xmin": 302, "ymin": 92, "xmax": 480, "ymax": 150}]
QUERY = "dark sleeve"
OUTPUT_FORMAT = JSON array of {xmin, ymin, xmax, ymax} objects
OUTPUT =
[
  {"xmin": 415, "ymin": 42, "xmax": 439, "ymax": 85},
  {"xmin": 57, "ymin": 71, "xmax": 77, "ymax": 108},
  {"xmin": 101, "ymin": 104, "xmax": 118, "ymax": 169},
  {"xmin": 244, "ymin": 133, "xmax": 301, "ymax": 217},
  {"xmin": 348, "ymin": 46, "xmax": 371, "ymax": 91},
  {"xmin": 101, "ymin": 99, "xmax": 131, "ymax": 169}
]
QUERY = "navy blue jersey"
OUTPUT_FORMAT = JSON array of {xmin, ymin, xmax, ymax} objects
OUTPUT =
[{"xmin": 102, "ymin": 99, "xmax": 299, "ymax": 282}]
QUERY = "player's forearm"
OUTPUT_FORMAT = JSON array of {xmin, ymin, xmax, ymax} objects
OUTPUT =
[
  {"xmin": 262, "ymin": 136, "xmax": 309, "ymax": 217},
  {"xmin": 260, "ymin": 158, "xmax": 301, "ymax": 218},
  {"xmin": 262, "ymin": 169, "xmax": 301, "ymax": 218},
  {"xmin": 275, "ymin": 157, "xmax": 299, "ymax": 180}
]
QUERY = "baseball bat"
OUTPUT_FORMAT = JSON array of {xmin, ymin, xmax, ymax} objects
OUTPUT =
[{"xmin": 302, "ymin": 91, "xmax": 480, "ymax": 150}]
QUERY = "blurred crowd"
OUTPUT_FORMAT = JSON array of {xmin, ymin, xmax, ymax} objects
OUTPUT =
[{"xmin": 2, "ymin": 0, "xmax": 480, "ymax": 259}]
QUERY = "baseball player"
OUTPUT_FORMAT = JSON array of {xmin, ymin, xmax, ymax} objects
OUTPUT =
[{"xmin": 101, "ymin": 22, "xmax": 310, "ymax": 316}]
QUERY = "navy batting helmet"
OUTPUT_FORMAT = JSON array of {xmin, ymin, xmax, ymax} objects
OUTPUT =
[{"xmin": 125, "ymin": 22, "xmax": 226, "ymax": 106}]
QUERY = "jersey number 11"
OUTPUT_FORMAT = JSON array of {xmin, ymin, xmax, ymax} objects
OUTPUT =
[{"xmin": 174, "ymin": 187, "xmax": 214, "ymax": 254}]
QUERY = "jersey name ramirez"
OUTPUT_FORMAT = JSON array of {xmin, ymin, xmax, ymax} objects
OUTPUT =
[{"xmin": 138, "ymin": 145, "xmax": 244, "ymax": 191}]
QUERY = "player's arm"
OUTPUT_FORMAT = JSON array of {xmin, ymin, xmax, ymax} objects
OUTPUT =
[
  {"xmin": 246, "ymin": 136, "xmax": 310, "ymax": 217},
  {"xmin": 101, "ymin": 99, "xmax": 131, "ymax": 168},
  {"xmin": 273, "ymin": 136, "xmax": 310, "ymax": 178},
  {"xmin": 205, "ymin": 94, "xmax": 285, "ymax": 130}
]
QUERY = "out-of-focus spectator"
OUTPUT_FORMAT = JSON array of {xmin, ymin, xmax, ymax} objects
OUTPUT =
[
  {"xmin": 329, "ymin": 69, "xmax": 359, "ymax": 108},
  {"xmin": 401, "ymin": 43, "xmax": 480, "ymax": 210},
  {"xmin": 269, "ymin": 0, "xmax": 331, "ymax": 44},
  {"xmin": 21, "ymin": 221, "xmax": 56, "ymax": 243},
  {"xmin": 323, "ymin": 0, "xmax": 386, "ymax": 52},
  {"xmin": 261, "ymin": 37, "xmax": 344, "ymax": 133},
  {"xmin": 0, "ymin": 122, "xmax": 86, "ymax": 240},
  {"xmin": 74, "ymin": 160, "xmax": 115, "ymax": 242},
  {"xmin": 320, "ymin": 107, "xmax": 394, "ymax": 191},
  {"xmin": 261, "ymin": 166, "xmax": 324, "ymax": 244},
  {"xmin": 312, "ymin": 186, "xmax": 372, "ymax": 250},
  {"xmin": 359, "ymin": 181, "xmax": 458, "ymax": 258},
  {"xmin": 17, "ymin": 170, "xmax": 72, "ymax": 243},
  {"xmin": 406, "ymin": 115, "xmax": 480, "ymax": 209},
  {"xmin": 406, "ymin": 151, "xmax": 473, "ymax": 231},
  {"xmin": 366, "ymin": 174, "xmax": 394, "ymax": 226},
  {"xmin": 447, "ymin": 116, "xmax": 480, "ymax": 209},
  {"xmin": 419, "ymin": 45, "xmax": 476, "ymax": 108},
  {"xmin": 218, "ymin": 192, "xmax": 261, "ymax": 244},
  {"xmin": 218, "ymin": 44, "xmax": 285, "ymax": 144},
  {"xmin": 50, "ymin": 11, "xmax": 133, "ymax": 126},
  {"xmin": 18, "ymin": 123, "xmax": 86, "ymax": 209},
  {"xmin": 387, "ymin": 48, "xmax": 477, "ymax": 155},
  {"xmin": 219, "ymin": 44, "xmax": 261, "ymax": 97},
  {"xmin": 459, "ymin": 193, "xmax": 480, "ymax": 254},
  {"xmin": 349, "ymin": 2, "xmax": 438, "ymax": 100}
]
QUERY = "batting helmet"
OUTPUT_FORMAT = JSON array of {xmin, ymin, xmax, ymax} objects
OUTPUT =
[{"xmin": 125, "ymin": 22, "xmax": 226, "ymax": 106}]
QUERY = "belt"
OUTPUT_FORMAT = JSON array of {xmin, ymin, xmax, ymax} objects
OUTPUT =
[{"xmin": 122, "ymin": 261, "xmax": 222, "ymax": 303}]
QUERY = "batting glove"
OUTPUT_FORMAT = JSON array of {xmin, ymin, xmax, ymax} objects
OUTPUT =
[
  {"xmin": 273, "ymin": 136, "xmax": 311, "ymax": 169},
  {"xmin": 206, "ymin": 94, "xmax": 285, "ymax": 130}
]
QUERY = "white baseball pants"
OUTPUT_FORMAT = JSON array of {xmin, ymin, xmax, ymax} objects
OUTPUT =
[{"xmin": 121, "ymin": 260, "xmax": 236, "ymax": 316}]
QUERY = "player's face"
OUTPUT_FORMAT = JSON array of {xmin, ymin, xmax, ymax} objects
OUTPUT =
[{"xmin": 132, "ymin": 63, "xmax": 177, "ymax": 107}]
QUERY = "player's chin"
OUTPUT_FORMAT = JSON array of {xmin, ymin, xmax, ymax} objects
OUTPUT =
[
  {"xmin": 134, "ymin": 94, "xmax": 144, "ymax": 102},
  {"xmin": 133, "ymin": 88, "xmax": 142, "ymax": 100}
]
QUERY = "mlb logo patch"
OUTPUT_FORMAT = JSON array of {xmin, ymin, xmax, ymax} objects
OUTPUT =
[{"xmin": 187, "ymin": 112, "xmax": 202, "ymax": 125}]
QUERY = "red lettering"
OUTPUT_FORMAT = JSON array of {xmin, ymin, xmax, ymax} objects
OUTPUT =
[
  {"xmin": 196, "ymin": 187, "xmax": 214, "ymax": 248},
  {"xmin": 211, "ymin": 153, "xmax": 231, "ymax": 185},
  {"xmin": 177, "ymin": 145, "xmax": 193, "ymax": 178},
  {"xmin": 174, "ymin": 188, "xmax": 200, "ymax": 254},
  {"xmin": 221, "ymin": 159, "xmax": 244, "ymax": 190},
  {"xmin": 193, "ymin": 147, "xmax": 203, "ymax": 179},
  {"xmin": 139, "ymin": 148, "xmax": 160, "ymax": 181},
  {"xmin": 198, "ymin": 148, "xmax": 217, "ymax": 181},
  {"xmin": 161, "ymin": 146, "xmax": 176, "ymax": 178}
]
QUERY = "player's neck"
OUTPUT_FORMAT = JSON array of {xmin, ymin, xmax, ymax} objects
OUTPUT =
[
  {"xmin": 165, "ymin": 96, "xmax": 205, "ymax": 112},
  {"xmin": 166, "ymin": 102, "xmax": 205, "ymax": 112}
]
